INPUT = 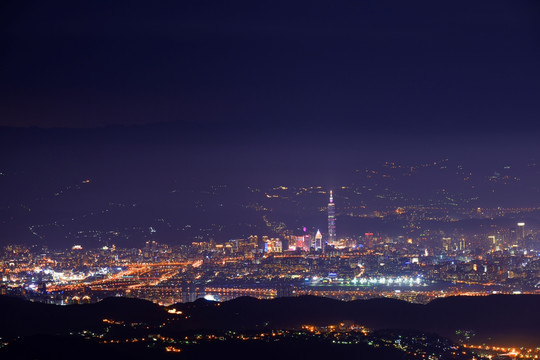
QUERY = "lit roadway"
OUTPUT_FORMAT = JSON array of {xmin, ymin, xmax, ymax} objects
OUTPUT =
[{"xmin": 47, "ymin": 261, "xmax": 197, "ymax": 293}]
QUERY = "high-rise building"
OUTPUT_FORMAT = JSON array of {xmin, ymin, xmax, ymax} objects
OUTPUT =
[
  {"xmin": 249, "ymin": 235, "xmax": 258, "ymax": 253},
  {"xmin": 328, "ymin": 190, "xmax": 336, "ymax": 244},
  {"xmin": 296, "ymin": 235, "xmax": 310, "ymax": 252},
  {"xmin": 314, "ymin": 229, "xmax": 323, "ymax": 251},
  {"xmin": 364, "ymin": 233, "xmax": 374, "ymax": 248},
  {"xmin": 517, "ymin": 222, "xmax": 525, "ymax": 246},
  {"xmin": 442, "ymin": 237, "xmax": 452, "ymax": 251},
  {"xmin": 459, "ymin": 238, "xmax": 466, "ymax": 251}
]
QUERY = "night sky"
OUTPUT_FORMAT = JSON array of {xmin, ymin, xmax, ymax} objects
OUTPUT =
[{"xmin": 1, "ymin": 1, "xmax": 540, "ymax": 135}]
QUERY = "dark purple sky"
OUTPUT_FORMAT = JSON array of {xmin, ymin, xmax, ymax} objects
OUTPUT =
[{"xmin": 1, "ymin": 1, "xmax": 539, "ymax": 135}]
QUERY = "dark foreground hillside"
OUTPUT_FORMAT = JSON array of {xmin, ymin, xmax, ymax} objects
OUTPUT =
[
  {"xmin": 167, "ymin": 294, "xmax": 540, "ymax": 346},
  {"xmin": 0, "ymin": 294, "xmax": 538, "ymax": 359},
  {"xmin": 1, "ymin": 334, "xmax": 414, "ymax": 360}
]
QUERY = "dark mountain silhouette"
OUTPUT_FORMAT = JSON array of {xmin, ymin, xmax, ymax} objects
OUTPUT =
[
  {"xmin": 1, "ymin": 294, "xmax": 539, "ymax": 348},
  {"xmin": 167, "ymin": 295, "xmax": 540, "ymax": 346},
  {"xmin": 1, "ymin": 333, "xmax": 415, "ymax": 360},
  {"xmin": 0, "ymin": 334, "xmax": 165, "ymax": 360},
  {"xmin": 0, "ymin": 296, "xmax": 167, "ymax": 337}
]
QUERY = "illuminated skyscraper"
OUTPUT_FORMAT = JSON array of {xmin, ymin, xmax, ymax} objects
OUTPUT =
[
  {"xmin": 328, "ymin": 190, "xmax": 336, "ymax": 245},
  {"xmin": 295, "ymin": 235, "xmax": 310, "ymax": 252},
  {"xmin": 314, "ymin": 229, "xmax": 323, "ymax": 251},
  {"xmin": 517, "ymin": 222, "xmax": 525, "ymax": 246}
]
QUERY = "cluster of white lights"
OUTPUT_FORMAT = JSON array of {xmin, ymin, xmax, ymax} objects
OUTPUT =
[{"xmin": 307, "ymin": 276, "xmax": 424, "ymax": 286}]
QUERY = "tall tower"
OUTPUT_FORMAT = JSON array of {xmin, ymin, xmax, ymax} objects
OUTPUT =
[
  {"xmin": 328, "ymin": 190, "xmax": 336, "ymax": 245},
  {"xmin": 517, "ymin": 222, "xmax": 525, "ymax": 247}
]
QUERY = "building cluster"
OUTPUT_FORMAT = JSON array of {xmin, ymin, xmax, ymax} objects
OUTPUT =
[{"xmin": 1, "ymin": 191, "xmax": 539, "ymax": 306}]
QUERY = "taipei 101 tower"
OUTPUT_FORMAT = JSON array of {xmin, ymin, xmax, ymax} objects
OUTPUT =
[{"xmin": 328, "ymin": 190, "xmax": 336, "ymax": 244}]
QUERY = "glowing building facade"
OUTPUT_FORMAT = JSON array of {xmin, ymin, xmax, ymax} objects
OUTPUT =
[
  {"xmin": 314, "ymin": 229, "xmax": 323, "ymax": 251},
  {"xmin": 328, "ymin": 190, "xmax": 336, "ymax": 244}
]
